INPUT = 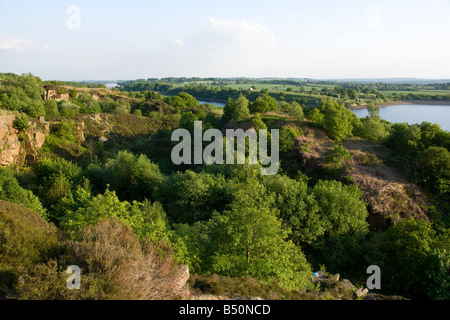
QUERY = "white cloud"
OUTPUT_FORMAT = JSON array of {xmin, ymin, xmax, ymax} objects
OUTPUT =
[
  {"xmin": 170, "ymin": 39, "xmax": 185, "ymax": 46},
  {"xmin": 158, "ymin": 17, "xmax": 281, "ymax": 77},
  {"xmin": 0, "ymin": 36, "xmax": 33, "ymax": 51},
  {"xmin": 206, "ymin": 16, "xmax": 276, "ymax": 48}
]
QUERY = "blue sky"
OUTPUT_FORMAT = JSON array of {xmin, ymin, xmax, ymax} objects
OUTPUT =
[{"xmin": 0, "ymin": 0, "xmax": 449, "ymax": 80}]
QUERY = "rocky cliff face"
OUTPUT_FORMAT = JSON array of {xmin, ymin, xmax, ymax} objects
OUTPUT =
[{"xmin": 0, "ymin": 111, "xmax": 50, "ymax": 166}]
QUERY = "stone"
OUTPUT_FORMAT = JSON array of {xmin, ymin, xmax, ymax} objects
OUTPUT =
[
  {"xmin": 174, "ymin": 265, "xmax": 190, "ymax": 290},
  {"xmin": 340, "ymin": 279, "xmax": 356, "ymax": 291},
  {"xmin": 0, "ymin": 111, "xmax": 50, "ymax": 166},
  {"xmin": 356, "ymin": 288, "xmax": 369, "ymax": 298}
]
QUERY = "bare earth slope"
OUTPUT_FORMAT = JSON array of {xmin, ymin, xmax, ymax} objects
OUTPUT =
[{"xmin": 295, "ymin": 122, "xmax": 430, "ymax": 230}]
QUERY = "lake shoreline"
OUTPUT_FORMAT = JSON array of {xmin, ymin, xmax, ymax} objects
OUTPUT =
[{"xmin": 348, "ymin": 99, "xmax": 450, "ymax": 110}]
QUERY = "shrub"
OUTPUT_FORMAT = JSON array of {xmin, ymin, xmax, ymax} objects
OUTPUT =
[
  {"xmin": 14, "ymin": 219, "xmax": 188, "ymax": 300},
  {"xmin": 44, "ymin": 100, "xmax": 59, "ymax": 118},
  {"xmin": 0, "ymin": 201, "xmax": 59, "ymax": 296},
  {"xmin": 13, "ymin": 115, "xmax": 30, "ymax": 132},
  {"xmin": 288, "ymin": 101, "xmax": 304, "ymax": 121},
  {"xmin": 223, "ymin": 95, "xmax": 250, "ymax": 122},
  {"xmin": 249, "ymin": 94, "xmax": 278, "ymax": 113},
  {"xmin": 324, "ymin": 144, "xmax": 352, "ymax": 170},
  {"xmin": 0, "ymin": 168, "xmax": 47, "ymax": 219},
  {"xmin": 279, "ymin": 126, "xmax": 302, "ymax": 153},
  {"xmin": 364, "ymin": 218, "xmax": 450, "ymax": 300},
  {"xmin": 415, "ymin": 146, "xmax": 450, "ymax": 194}
]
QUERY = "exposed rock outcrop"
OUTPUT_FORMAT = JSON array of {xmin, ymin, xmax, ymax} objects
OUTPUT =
[{"xmin": 0, "ymin": 111, "xmax": 50, "ymax": 166}]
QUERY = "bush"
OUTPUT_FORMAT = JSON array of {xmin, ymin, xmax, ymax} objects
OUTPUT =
[
  {"xmin": 104, "ymin": 151, "xmax": 163, "ymax": 202},
  {"xmin": 0, "ymin": 168, "xmax": 47, "ymax": 219},
  {"xmin": 223, "ymin": 95, "xmax": 250, "ymax": 122},
  {"xmin": 13, "ymin": 115, "xmax": 30, "ymax": 132},
  {"xmin": 311, "ymin": 180, "xmax": 369, "ymax": 238},
  {"xmin": 13, "ymin": 219, "xmax": 188, "ymax": 300},
  {"xmin": 364, "ymin": 218, "xmax": 450, "ymax": 299},
  {"xmin": 44, "ymin": 100, "xmax": 59, "ymax": 118},
  {"xmin": 415, "ymin": 146, "xmax": 450, "ymax": 194},
  {"xmin": 307, "ymin": 108, "xmax": 324, "ymax": 125},
  {"xmin": 249, "ymin": 94, "xmax": 278, "ymax": 113},
  {"xmin": 324, "ymin": 144, "xmax": 352, "ymax": 170},
  {"xmin": 279, "ymin": 126, "xmax": 301, "ymax": 153},
  {"xmin": 288, "ymin": 101, "xmax": 304, "ymax": 121},
  {"xmin": 208, "ymin": 180, "xmax": 313, "ymax": 291},
  {"xmin": 59, "ymin": 100, "xmax": 80, "ymax": 117},
  {"xmin": 0, "ymin": 201, "xmax": 59, "ymax": 296}
]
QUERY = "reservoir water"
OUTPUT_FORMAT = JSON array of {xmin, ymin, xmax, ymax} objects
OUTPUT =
[
  {"xmin": 198, "ymin": 100, "xmax": 226, "ymax": 107},
  {"xmin": 105, "ymin": 83, "xmax": 118, "ymax": 89},
  {"xmin": 351, "ymin": 104, "xmax": 450, "ymax": 131}
]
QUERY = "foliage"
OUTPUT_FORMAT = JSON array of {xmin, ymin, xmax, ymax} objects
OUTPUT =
[
  {"xmin": 307, "ymin": 108, "xmax": 324, "ymax": 125},
  {"xmin": 288, "ymin": 101, "xmax": 304, "ymax": 121},
  {"xmin": 319, "ymin": 98, "xmax": 354, "ymax": 142},
  {"xmin": 167, "ymin": 92, "xmax": 199, "ymax": 109},
  {"xmin": 415, "ymin": 146, "xmax": 450, "ymax": 194},
  {"xmin": 311, "ymin": 180, "xmax": 369, "ymax": 238},
  {"xmin": 11, "ymin": 219, "xmax": 186, "ymax": 300},
  {"xmin": 324, "ymin": 144, "xmax": 352, "ymax": 169},
  {"xmin": 44, "ymin": 100, "xmax": 59, "ymax": 118},
  {"xmin": 223, "ymin": 94, "xmax": 250, "ymax": 122},
  {"xmin": 155, "ymin": 170, "xmax": 229, "ymax": 224},
  {"xmin": 263, "ymin": 175, "xmax": 323, "ymax": 245},
  {"xmin": 0, "ymin": 201, "xmax": 59, "ymax": 295},
  {"xmin": 0, "ymin": 168, "xmax": 47, "ymax": 219},
  {"xmin": 179, "ymin": 111, "xmax": 198, "ymax": 132},
  {"xmin": 58, "ymin": 100, "xmax": 81, "ymax": 117},
  {"xmin": 103, "ymin": 151, "xmax": 163, "ymax": 202},
  {"xmin": 75, "ymin": 92, "xmax": 101, "ymax": 114},
  {"xmin": 13, "ymin": 115, "xmax": 30, "ymax": 132},
  {"xmin": 279, "ymin": 126, "xmax": 301, "ymax": 153},
  {"xmin": 61, "ymin": 188, "xmax": 170, "ymax": 245},
  {"xmin": 310, "ymin": 180, "xmax": 369, "ymax": 270},
  {"xmin": 0, "ymin": 73, "xmax": 45, "ymax": 117},
  {"xmin": 249, "ymin": 94, "xmax": 278, "ymax": 113},
  {"xmin": 251, "ymin": 113, "xmax": 267, "ymax": 131},
  {"xmin": 208, "ymin": 180, "xmax": 313, "ymax": 291},
  {"xmin": 364, "ymin": 218, "xmax": 450, "ymax": 299}
]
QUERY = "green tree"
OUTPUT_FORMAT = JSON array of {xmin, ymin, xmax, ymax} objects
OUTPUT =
[
  {"xmin": 251, "ymin": 113, "xmax": 267, "ymax": 131},
  {"xmin": 415, "ymin": 146, "xmax": 450, "ymax": 194},
  {"xmin": 306, "ymin": 108, "xmax": 324, "ymax": 125},
  {"xmin": 0, "ymin": 168, "xmax": 47, "ymax": 220},
  {"xmin": 384, "ymin": 123, "xmax": 422, "ymax": 159},
  {"xmin": 320, "ymin": 98, "xmax": 353, "ymax": 142},
  {"xmin": 168, "ymin": 92, "xmax": 199, "ymax": 109},
  {"xmin": 223, "ymin": 95, "xmax": 250, "ymax": 122},
  {"xmin": 311, "ymin": 180, "xmax": 369, "ymax": 269},
  {"xmin": 311, "ymin": 180, "xmax": 369, "ymax": 237},
  {"xmin": 366, "ymin": 218, "xmax": 450, "ymax": 299},
  {"xmin": 288, "ymin": 101, "xmax": 304, "ymax": 121},
  {"xmin": 44, "ymin": 100, "xmax": 59, "ymax": 118},
  {"xmin": 279, "ymin": 127, "xmax": 300, "ymax": 153},
  {"xmin": 249, "ymin": 94, "xmax": 278, "ymax": 113},
  {"xmin": 13, "ymin": 115, "xmax": 30, "ymax": 132},
  {"xmin": 58, "ymin": 101, "xmax": 80, "ymax": 117},
  {"xmin": 263, "ymin": 175, "xmax": 323, "ymax": 245},
  {"xmin": 155, "ymin": 171, "xmax": 229, "ymax": 224},
  {"xmin": 61, "ymin": 188, "xmax": 170, "ymax": 244},
  {"xmin": 208, "ymin": 180, "xmax": 313, "ymax": 290},
  {"xmin": 367, "ymin": 102, "xmax": 380, "ymax": 120},
  {"xmin": 76, "ymin": 92, "xmax": 101, "ymax": 114},
  {"xmin": 179, "ymin": 111, "xmax": 199, "ymax": 132},
  {"xmin": 104, "ymin": 151, "xmax": 163, "ymax": 202}
]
